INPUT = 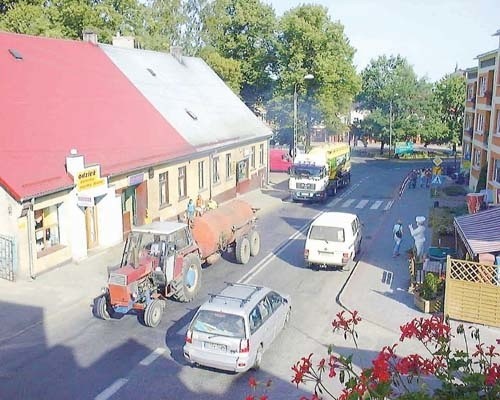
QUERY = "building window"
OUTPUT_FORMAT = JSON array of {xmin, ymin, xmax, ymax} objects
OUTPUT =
[
  {"xmin": 251, "ymin": 146, "xmax": 256, "ymax": 169},
  {"xmin": 495, "ymin": 160, "xmax": 500, "ymax": 184},
  {"xmin": 178, "ymin": 166, "xmax": 187, "ymax": 199},
  {"xmin": 465, "ymin": 113, "xmax": 472, "ymax": 130},
  {"xmin": 259, "ymin": 144, "xmax": 264, "ymax": 166},
  {"xmin": 212, "ymin": 156, "xmax": 220, "ymax": 184},
  {"xmin": 159, "ymin": 172, "xmax": 169, "ymax": 206},
  {"xmin": 473, "ymin": 149, "xmax": 481, "ymax": 167},
  {"xmin": 226, "ymin": 153, "xmax": 232, "ymax": 179},
  {"xmin": 476, "ymin": 113, "xmax": 484, "ymax": 133},
  {"xmin": 496, "ymin": 111, "xmax": 500, "ymax": 135},
  {"xmin": 198, "ymin": 161, "xmax": 205, "ymax": 190},
  {"xmin": 35, "ymin": 205, "xmax": 60, "ymax": 255},
  {"xmin": 479, "ymin": 76, "xmax": 486, "ymax": 96},
  {"xmin": 467, "ymin": 84, "xmax": 474, "ymax": 100}
]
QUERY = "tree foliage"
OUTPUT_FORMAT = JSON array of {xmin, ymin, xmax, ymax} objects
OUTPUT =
[{"xmin": 272, "ymin": 4, "xmax": 360, "ymax": 148}]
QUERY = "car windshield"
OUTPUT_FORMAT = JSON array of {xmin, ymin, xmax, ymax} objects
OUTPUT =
[
  {"xmin": 290, "ymin": 165, "xmax": 323, "ymax": 178},
  {"xmin": 191, "ymin": 310, "xmax": 245, "ymax": 338},
  {"xmin": 309, "ymin": 225, "xmax": 345, "ymax": 242}
]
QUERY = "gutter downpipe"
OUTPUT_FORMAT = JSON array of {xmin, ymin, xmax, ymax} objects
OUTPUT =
[{"xmin": 27, "ymin": 198, "xmax": 36, "ymax": 280}]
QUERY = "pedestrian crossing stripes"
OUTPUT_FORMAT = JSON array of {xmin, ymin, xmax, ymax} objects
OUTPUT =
[{"xmin": 333, "ymin": 198, "xmax": 394, "ymax": 211}]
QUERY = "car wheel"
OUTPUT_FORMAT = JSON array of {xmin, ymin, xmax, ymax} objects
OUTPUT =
[{"xmin": 252, "ymin": 345, "xmax": 264, "ymax": 370}]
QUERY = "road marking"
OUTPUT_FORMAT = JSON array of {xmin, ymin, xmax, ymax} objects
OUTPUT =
[
  {"xmin": 329, "ymin": 198, "xmax": 342, "ymax": 207},
  {"xmin": 139, "ymin": 347, "xmax": 166, "ymax": 366},
  {"xmin": 384, "ymin": 200, "xmax": 394, "ymax": 211},
  {"xmin": 370, "ymin": 200, "xmax": 383, "ymax": 210},
  {"xmin": 355, "ymin": 199, "xmax": 369, "ymax": 209},
  {"xmin": 341, "ymin": 199, "xmax": 356, "ymax": 208},
  {"xmin": 95, "ymin": 379, "xmax": 128, "ymax": 400}
]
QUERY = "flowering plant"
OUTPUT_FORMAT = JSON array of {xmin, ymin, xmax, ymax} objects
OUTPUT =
[{"xmin": 247, "ymin": 311, "xmax": 500, "ymax": 399}]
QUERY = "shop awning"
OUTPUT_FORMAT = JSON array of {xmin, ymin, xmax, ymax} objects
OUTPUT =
[{"xmin": 454, "ymin": 207, "xmax": 500, "ymax": 256}]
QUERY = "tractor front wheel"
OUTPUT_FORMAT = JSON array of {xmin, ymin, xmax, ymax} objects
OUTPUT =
[
  {"xmin": 172, "ymin": 253, "xmax": 202, "ymax": 302},
  {"xmin": 95, "ymin": 294, "xmax": 111, "ymax": 320},
  {"xmin": 144, "ymin": 299, "xmax": 164, "ymax": 328}
]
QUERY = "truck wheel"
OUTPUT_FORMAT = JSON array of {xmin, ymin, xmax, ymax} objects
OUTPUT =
[
  {"xmin": 144, "ymin": 299, "xmax": 164, "ymax": 328},
  {"xmin": 94, "ymin": 294, "xmax": 111, "ymax": 320},
  {"xmin": 235, "ymin": 237, "xmax": 251, "ymax": 264},
  {"xmin": 173, "ymin": 253, "xmax": 202, "ymax": 302},
  {"xmin": 249, "ymin": 231, "xmax": 260, "ymax": 257}
]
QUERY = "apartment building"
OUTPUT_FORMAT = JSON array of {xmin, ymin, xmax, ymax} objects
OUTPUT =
[{"xmin": 462, "ymin": 29, "xmax": 500, "ymax": 204}]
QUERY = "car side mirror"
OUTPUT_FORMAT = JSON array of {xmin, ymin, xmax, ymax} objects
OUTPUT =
[{"xmin": 282, "ymin": 298, "xmax": 288, "ymax": 304}]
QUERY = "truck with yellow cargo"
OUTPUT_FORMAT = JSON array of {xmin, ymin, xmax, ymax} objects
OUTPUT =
[{"xmin": 288, "ymin": 143, "xmax": 351, "ymax": 202}]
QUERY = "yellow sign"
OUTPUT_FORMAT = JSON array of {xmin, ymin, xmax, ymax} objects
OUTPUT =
[
  {"xmin": 432, "ymin": 166, "xmax": 442, "ymax": 175},
  {"xmin": 75, "ymin": 166, "xmax": 105, "ymax": 192},
  {"xmin": 433, "ymin": 156, "xmax": 442, "ymax": 167}
]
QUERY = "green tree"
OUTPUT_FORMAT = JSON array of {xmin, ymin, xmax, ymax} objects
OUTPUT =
[
  {"xmin": 275, "ymin": 4, "xmax": 360, "ymax": 149},
  {"xmin": 201, "ymin": 0, "xmax": 278, "ymax": 107},
  {"xmin": 198, "ymin": 46, "xmax": 243, "ymax": 93},
  {"xmin": 433, "ymin": 73, "xmax": 466, "ymax": 145}
]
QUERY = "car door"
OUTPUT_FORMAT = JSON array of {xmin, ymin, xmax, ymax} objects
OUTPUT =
[
  {"xmin": 266, "ymin": 292, "xmax": 288, "ymax": 340},
  {"xmin": 250, "ymin": 297, "xmax": 274, "ymax": 351}
]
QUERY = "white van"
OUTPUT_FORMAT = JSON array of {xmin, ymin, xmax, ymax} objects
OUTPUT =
[{"xmin": 304, "ymin": 212, "xmax": 362, "ymax": 270}]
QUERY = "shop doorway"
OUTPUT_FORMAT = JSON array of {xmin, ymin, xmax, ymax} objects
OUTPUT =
[
  {"xmin": 121, "ymin": 181, "xmax": 148, "ymax": 239},
  {"xmin": 85, "ymin": 206, "xmax": 99, "ymax": 249}
]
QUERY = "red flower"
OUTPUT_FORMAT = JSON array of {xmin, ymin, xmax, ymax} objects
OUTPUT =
[
  {"xmin": 485, "ymin": 363, "xmax": 500, "ymax": 385},
  {"xmin": 245, "ymin": 396, "xmax": 255, "ymax": 400},
  {"xmin": 248, "ymin": 376, "xmax": 257, "ymax": 389},
  {"xmin": 259, "ymin": 396, "xmax": 268, "ymax": 400}
]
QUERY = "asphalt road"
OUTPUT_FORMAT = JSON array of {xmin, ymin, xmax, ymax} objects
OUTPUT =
[{"xmin": 1, "ymin": 157, "xmax": 420, "ymax": 400}]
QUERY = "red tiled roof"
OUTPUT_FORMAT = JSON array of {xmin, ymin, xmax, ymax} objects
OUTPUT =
[{"xmin": 0, "ymin": 32, "xmax": 195, "ymax": 201}]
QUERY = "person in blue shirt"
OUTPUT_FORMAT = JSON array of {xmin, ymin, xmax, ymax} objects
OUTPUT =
[{"xmin": 186, "ymin": 198, "xmax": 195, "ymax": 225}]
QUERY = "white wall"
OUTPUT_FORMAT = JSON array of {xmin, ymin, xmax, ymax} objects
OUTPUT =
[{"xmin": 97, "ymin": 186, "xmax": 123, "ymax": 247}]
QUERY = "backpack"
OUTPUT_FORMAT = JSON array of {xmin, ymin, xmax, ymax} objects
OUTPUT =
[{"xmin": 395, "ymin": 225, "xmax": 402, "ymax": 239}]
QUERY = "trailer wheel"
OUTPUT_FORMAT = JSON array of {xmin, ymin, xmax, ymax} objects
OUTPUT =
[
  {"xmin": 249, "ymin": 231, "xmax": 260, "ymax": 257},
  {"xmin": 94, "ymin": 294, "xmax": 111, "ymax": 320},
  {"xmin": 173, "ymin": 253, "xmax": 202, "ymax": 302},
  {"xmin": 144, "ymin": 299, "xmax": 164, "ymax": 328},
  {"xmin": 235, "ymin": 237, "xmax": 251, "ymax": 264}
]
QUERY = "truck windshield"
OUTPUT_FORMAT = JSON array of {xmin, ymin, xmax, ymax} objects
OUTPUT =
[
  {"xmin": 191, "ymin": 310, "xmax": 246, "ymax": 338},
  {"xmin": 309, "ymin": 226, "xmax": 345, "ymax": 242},
  {"xmin": 290, "ymin": 165, "xmax": 323, "ymax": 178}
]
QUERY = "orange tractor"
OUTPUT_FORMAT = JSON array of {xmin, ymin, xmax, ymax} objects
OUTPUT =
[{"xmin": 93, "ymin": 200, "xmax": 260, "ymax": 327}]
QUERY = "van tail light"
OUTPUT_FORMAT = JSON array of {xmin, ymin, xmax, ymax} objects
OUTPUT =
[
  {"xmin": 185, "ymin": 329, "xmax": 193, "ymax": 344},
  {"xmin": 342, "ymin": 253, "xmax": 349, "ymax": 263},
  {"xmin": 304, "ymin": 249, "xmax": 309, "ymax": 259},
  {"xmin": 239, "ymin": 339, "xmax": 250, "ymax": 353}
]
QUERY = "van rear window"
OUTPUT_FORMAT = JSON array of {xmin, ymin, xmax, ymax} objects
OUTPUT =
[
  {"xmin": 191, "ymin": 310, "xmax": 245, "ymax": 338},
  {"xmin": 309, "ymin": 226, "xmax": 345, "ymax": 242}
]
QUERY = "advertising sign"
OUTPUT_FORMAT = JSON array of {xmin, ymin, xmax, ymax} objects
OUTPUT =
[{"xmin": 75, "ymin": 166, "xmax": 106, "ymax": 192}]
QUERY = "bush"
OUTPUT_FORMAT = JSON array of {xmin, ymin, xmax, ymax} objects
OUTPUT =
[{"xmin": 442, "ymin": 184, "xmax": 467, "ymax": 196}]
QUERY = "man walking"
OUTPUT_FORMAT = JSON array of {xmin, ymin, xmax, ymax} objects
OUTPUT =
[{"xmin": 393, "ymin": 219, "xmax": 403, "ymax": 257}]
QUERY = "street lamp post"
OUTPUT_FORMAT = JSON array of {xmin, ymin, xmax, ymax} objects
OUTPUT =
[
  {"xmin": 293, "ymin": 74, "xmax": 314, "ymax": 160},
  {"xmin": 389, "ymin": 99, "xmax": 393, "ymax": 159}
]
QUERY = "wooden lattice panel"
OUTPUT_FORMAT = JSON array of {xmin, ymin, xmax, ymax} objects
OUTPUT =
[{"xmin": 445, "ymin": 257, "xmax": 500, "ymax": 327}]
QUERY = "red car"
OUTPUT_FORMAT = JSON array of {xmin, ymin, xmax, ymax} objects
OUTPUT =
[{"xmin": 270, "ymin": 148, "xmax": 292, "ymax": 172}]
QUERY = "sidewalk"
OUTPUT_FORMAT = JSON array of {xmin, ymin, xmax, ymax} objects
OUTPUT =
[{"xmin": 0, "ymin": 185, "xmax": 286, "ymax": 344}]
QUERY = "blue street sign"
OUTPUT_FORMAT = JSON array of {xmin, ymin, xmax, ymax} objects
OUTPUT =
[{"xmin": 431, "ymin": 174, "xmax": 442, "ymax": 185}]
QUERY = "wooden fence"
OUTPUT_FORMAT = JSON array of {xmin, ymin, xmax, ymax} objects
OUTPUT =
[{"xmin": 444, "ymin": 257, "xmax": 500, "ymax": 327}]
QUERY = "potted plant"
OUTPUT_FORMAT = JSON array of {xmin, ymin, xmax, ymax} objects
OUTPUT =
[{"xmin": 414, "ymin": 272, "xmax": 444, "ymax": 313}]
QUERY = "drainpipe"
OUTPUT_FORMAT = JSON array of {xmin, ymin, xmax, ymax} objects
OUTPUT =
[
  {"xmin": 27, "ymin": 198, "xmax": 36, "ymax": 280},
  {"xmin": 209, "ymin": 153, "xmax": 213, "ymax": 200}
]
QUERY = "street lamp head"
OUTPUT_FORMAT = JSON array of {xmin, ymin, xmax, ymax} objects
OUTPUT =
[{"xmin": 303, "ymin": 74, "xmax": 314, "ymax": 80}]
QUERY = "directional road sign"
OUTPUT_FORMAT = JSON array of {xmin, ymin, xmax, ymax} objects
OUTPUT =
[{"xmin": 433, "ymin": 156, "xmax": 443, "ymax": 167}]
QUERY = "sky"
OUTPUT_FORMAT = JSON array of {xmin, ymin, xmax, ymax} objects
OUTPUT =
[{"xmin": 266, "ymin": 0, "xmax": 500, "ymax": 82}]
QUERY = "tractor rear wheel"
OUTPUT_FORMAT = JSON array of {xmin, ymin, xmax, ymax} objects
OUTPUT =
[
  {"xmin": 172, "ymin": 253, "xmax": 202, "ymax": 302},
  {"xmin": 144, "ymin": 299, "xmax": 164, "ymax": 328},
  {"xmin": 95, "ymin": 294, "xmax": 111, "ymax": 320},
  {"xmin": 249, "ymin": 231, "xmax": 260, "ymax": 257},
  {"xmin": 235, "ymin": 237, "xmax": 251, "ymax": 264}
]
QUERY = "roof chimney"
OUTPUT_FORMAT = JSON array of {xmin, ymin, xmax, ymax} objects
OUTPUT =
[
  {"xmin": 170, "ymin": 46, "xmax": 183, "ymax": 63},
  {"xmin": 82, "ymin": 30, "xmax": 98, "ymax": 45},
  {"xmin": 66, "ymin": 149, "xmax": 84, "ymax": 177},
  {"xmin": 112, "ymin": 34, "xmax": 135, "ymax": 49}
]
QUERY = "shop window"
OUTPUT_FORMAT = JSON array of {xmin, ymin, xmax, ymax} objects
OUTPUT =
[
  {"xmin": 178, "ymin": 166, "xmax": 187, "ymax": 199},
  {"xmin": 159, "ymin": 172, "xmax": 169, "ymax": 206},
  {"xmin": 198, "ymin": 161, "xmax": 205, "ymax": 189},
  {"xmin": 212, "ymin": 157, "xmax": 220, "ymax": 184},
  {"xmin": 259, "ymin": 144, "xmax": 264, "ymax": 166},
  {"xmin": 35, "ymin": 205, "xmax": 60, "ymax": 255}
]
